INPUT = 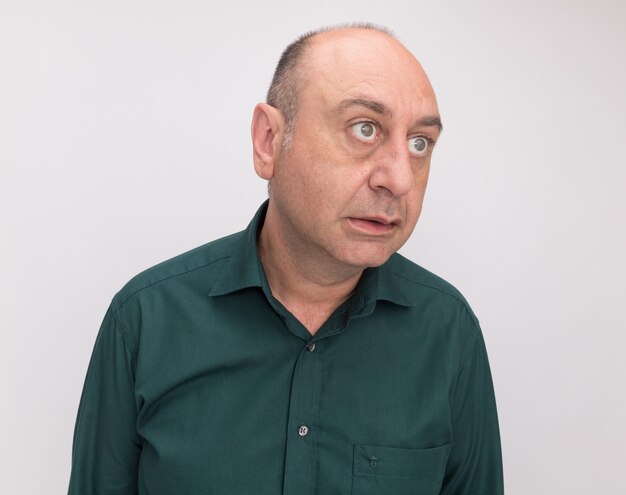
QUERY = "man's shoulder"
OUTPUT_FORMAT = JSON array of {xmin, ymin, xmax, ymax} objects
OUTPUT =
[
  {"xmin": 385, "ymin": 252, "xmax": 478, "ymax": 324},
  {"xmin": 112, "ymin": 230, "xmax": 244, "ymax": 310}
]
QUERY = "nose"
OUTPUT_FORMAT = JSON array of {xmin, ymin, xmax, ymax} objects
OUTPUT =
[{"xmin": 368, "ymin": 136, "xmax": 415, "ymax": 197}]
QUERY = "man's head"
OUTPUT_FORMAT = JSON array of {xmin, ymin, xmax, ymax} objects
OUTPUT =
[{"xmin": 252, "ymin": 25, "xmax": 441, "ymax": 278}]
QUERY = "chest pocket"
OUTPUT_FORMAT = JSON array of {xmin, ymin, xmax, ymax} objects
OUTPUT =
[{"xmin": 352, "ymin": 443, "xmax": 451, "ymax": 495}]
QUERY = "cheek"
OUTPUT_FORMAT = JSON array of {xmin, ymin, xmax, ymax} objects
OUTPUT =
[
  {"xmin": 307, "ymin": 158, "xmax": 366, "ymax": 202},
  {"xmin": 405, "ymin": 200, "xmax": 422, "ymax": 228},
  {"xmin": 413, "ymin": 163, "xmax": 431, "ymax": 198},
  {"xmin": 406, "ymin": 172, "xmax": 430, "ymax": 220}
]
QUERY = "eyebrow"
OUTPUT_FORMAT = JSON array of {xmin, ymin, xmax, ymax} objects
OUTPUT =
[
  {"xmin": 417, "ymin": 115, "xmax": 443, "ymax": 132},
  {"xmin": 336, "ymin": 97, "xmax": 443, "ymax": 132},
  {"xmin": 337, "ymin": 97, "xmax": 391, "ymax": 116}
]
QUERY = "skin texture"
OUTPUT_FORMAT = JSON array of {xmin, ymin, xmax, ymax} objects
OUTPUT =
[{"xmin": 251, "ymin": 28, "xmax": 441, "ymax": 333}]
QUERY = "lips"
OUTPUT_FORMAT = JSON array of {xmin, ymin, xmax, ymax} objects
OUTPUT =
[
  {"xmin": 347, "ymin": 216, "xmax": 399, "ymax": 235},
  {"xmin": 359, "ymin": 216, "xmax": 396, "ymax": 225}
]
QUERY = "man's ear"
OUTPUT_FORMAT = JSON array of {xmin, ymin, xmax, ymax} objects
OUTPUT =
[{"xmin": 251, "ymin": 103, "xmax": 285, "ymax": 180}]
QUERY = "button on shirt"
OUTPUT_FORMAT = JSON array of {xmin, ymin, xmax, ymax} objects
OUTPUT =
[{"xmin": 68, "ymin": 202, "xmax": 503, "ymax": 494}]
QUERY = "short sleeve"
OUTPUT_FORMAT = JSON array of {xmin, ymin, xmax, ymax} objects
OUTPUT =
[
  {"xmin": 68, "ymin": 305, "xmax": 142, "ymax": 494},
  {"xmin": 441, "ymin": 326, "xmax": 504, "ymax": 494}
]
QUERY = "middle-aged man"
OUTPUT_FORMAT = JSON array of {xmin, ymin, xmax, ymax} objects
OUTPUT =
[{"xmin": 69, "ymin": 24, "xmax": 503, "ymax": 494}]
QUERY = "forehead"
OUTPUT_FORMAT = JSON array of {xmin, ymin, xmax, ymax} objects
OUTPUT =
[{"xmin": 300, "ymin": 29, "xmax": 438, "ymax": 118}]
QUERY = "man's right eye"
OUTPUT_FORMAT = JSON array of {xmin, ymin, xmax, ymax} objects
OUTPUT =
[{"xmin": 350, "ymin": 122, "xmax": 378, "ymax": 143}]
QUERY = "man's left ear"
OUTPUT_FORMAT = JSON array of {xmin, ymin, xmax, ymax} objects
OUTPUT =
[{"xmin": 251, "ymin": 103, "xmax": 285, "ymax": 180}]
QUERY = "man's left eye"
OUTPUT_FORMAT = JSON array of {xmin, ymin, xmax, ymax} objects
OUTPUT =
[
  {"xmin": 408, "ymin": 136, "xmax": 429, "ymax": 156},
  {"xmin": 351, "ymin": 122, "xmax": 378, "ymax": 142}
]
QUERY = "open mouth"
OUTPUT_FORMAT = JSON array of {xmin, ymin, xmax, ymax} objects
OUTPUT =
[{"xmin": 348, "ymin": 217, "xmax": 397, "ymax": 234}]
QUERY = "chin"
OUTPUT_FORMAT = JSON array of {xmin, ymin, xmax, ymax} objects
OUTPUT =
[
  {"xmin": 343, "ymin": 250, "xmax": 395, "ymax": 270},
  {"xmin": 363, "ymin": 256, "xmax": 393, "ymax": 269}
]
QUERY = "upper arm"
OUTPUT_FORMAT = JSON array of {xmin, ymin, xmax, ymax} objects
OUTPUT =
[
  {"xmin": 68, "ymin": 305, "xmax": 141, "ymax": 494},
  {"xmin": 441, "ymin": 327, "xmax": 504, "ymax": 494}
]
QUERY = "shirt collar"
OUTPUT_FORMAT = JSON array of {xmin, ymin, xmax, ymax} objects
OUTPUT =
[
  {"xmin": 209, "ymin": 201, "xmax": 416, "ymax": 309},
  {"xmin": 357, "ymin": 260, "xmax": 415, "ymax": 309},
  {"xmin": 209, "ymin": 201, "xmax": 269, "ymax": 297}
]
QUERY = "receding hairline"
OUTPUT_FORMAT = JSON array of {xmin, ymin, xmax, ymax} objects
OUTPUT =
[
  {"xmin": 278, "ymin": 22, "xmax": 397, "ymax": 63},
  {"xmin": 301, "ymin": 23, "xmax": 396, "ymax": 44},
  {"xmin": 279, "ymin": 23, "xmax": 399, "ymax": 77},
  {"xmin": 266, "ymin": 23, "xmax": 398, "ymax": 111}
]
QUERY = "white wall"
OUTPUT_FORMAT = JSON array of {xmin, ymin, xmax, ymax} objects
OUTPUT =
[{"xmin": 2, "ymin": 0, "xmax": 625, "ymax": 492}]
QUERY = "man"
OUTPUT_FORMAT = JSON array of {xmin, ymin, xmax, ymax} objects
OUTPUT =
[{"xmin": 69, "ymin": 24, "xmax": 503, "ymax": 494}]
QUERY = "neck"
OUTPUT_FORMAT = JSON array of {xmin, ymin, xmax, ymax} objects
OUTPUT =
[{"xmin": 258, "ymin": 210, "xmax": 363, "ymax": 335}]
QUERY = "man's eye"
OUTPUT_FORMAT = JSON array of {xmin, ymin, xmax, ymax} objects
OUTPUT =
[
  {"xmin": 351, "ymin": 122, "xmax": 378, "ymax": 142},
  {"xmin": 408, "ymin": 136, "xmax": 429, "ymax": 156}
]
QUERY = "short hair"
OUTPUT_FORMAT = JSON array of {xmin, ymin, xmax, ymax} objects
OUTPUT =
[{"xmin": 266, "ymin": 23, "xmax": 395, "ymax": 148}]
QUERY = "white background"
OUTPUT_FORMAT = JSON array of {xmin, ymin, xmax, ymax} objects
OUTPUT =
[{"xmin": 2, "ymin": 0, "xmax": 625, "ymax": 493}]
